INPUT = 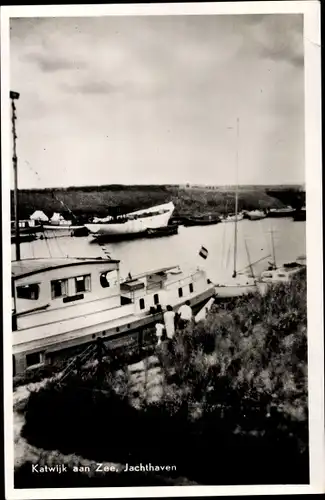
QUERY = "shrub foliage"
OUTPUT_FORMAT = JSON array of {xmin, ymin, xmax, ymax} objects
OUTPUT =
[{"xmin": 19, "ymin": 275, "xmax": 308, "ymax": 486}]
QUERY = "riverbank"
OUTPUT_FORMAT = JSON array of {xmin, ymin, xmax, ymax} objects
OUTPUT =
[
  {"xmin": 14, "ymin": 272, "xmax": 307, "ymax": 487},
  {"xmin": 12, "ymin": 184, "xmax": 304, "ymax": 221}
]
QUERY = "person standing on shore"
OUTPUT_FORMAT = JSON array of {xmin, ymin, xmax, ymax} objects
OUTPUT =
[
  {"xmin": 178, "ymin": 300, "xmax": 193, "ymax": 329},
  {"xmin": 163, "ymin": 305, "xmax": 176, "ymax": 339}
]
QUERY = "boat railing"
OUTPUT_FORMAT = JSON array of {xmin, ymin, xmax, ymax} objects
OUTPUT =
[{"xmin": 163, "ymin": 270, "xmax": 204, "ymax": 289}]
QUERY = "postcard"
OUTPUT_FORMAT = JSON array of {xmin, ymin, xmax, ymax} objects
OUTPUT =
[{"xmin": 1, "ymin": 1, "xmax": 324, "ymax": 498}]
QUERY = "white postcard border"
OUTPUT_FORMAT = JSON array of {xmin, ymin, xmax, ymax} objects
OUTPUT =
[{"xmin": 1, "ymin": 2, "xmax": 323, "ymax": 498}]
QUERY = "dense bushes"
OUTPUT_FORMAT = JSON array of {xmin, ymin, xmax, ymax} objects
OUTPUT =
[
  {"xmin": 12, "ymin": 184, "xmax": 295, "ymax": 220},
  {"xmin": 18, "ymin": 275, "xmax": 308, "ymax": 486}
]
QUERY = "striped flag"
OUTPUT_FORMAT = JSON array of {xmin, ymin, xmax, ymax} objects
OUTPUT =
[{"xmin": 199, "ymin": 246, "xmax": 208, "ymax": 259}]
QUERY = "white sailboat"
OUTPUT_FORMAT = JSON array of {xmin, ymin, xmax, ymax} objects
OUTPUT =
[
  {"xmin": 85, "ymin": 201, "xmax": 175, "ymax": 238},
  {"xmin": 214, "ymin": 118, "xmax": 257, "ymax": 298}
]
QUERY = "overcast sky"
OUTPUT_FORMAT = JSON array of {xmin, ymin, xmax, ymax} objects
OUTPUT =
[{"xmin": 10, "ymin": 14, "xmax": 304, "ymax": 189}]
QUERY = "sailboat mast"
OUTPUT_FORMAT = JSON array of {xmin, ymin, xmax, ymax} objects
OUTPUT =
[
  {"xmin": 232, "ymin": 117, "xmax": 239, "ymax": 278},
  {"xmin": 270, "ymin": 225, "xmax": 276, "ymax": 268},
  {"xmin": 11, "ymin": 91, "xmax": 20, "ymax": 261}
]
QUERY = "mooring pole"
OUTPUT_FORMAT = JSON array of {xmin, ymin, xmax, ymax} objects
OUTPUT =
[{"xmin": 10, "ymin": 91, "xmax": 20, "ymax": 261}]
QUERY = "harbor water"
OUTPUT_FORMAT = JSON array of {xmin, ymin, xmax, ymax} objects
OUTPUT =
[{"xmin": 11, "ymin": 218, "xmax": 306, "ymax": 282}]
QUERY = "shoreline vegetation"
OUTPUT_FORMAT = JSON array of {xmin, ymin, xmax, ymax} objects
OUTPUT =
[
  {"xmin": 12, "ymin": 184, "xmax": 305, "ymax": 221},
  {"xmin": 14, "ymin": 272, "xmax": 308, "ymax": 488}
]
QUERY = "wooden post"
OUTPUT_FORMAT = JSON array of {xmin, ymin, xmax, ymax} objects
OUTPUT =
[{"xmin": 11, "ymin": 91, "xmax": 20, "ymax": 261}]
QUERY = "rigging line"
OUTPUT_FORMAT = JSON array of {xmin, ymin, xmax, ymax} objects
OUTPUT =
[
  {"xmin": 50, "ymin": 228, "xmax": 68, "ymax": 258},
  {"xmin": 43, "ymin": 231, "xmax": 53, "ymax": 258},
  {"xmin": 24, "ymin": 160, "xmax": 78, "ymax": 220}
]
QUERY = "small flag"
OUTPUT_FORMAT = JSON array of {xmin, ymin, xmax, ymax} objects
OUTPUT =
[{"xmin": 199, "ymin": 246, "xmax": 208, "ymax": 259}]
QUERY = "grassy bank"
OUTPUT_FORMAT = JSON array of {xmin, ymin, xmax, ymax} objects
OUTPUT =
[
  {"xmin": 12, "ymin": 184, "xmax": 304, "ymax": 221},
  {"xmin": 16, "ymin": 274, "xmax": 308, "ymax": 487}
]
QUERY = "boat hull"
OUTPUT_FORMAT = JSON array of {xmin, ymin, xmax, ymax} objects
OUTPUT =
[
  {"xmin": 13, "ymin": 285, "xmax": 216, "ymax": 376},
  {"xmin": 267, "ymin": 209, "xmax": 295, "ymax": 218},
  {"xmin": 221, "ymin": 214, "xmax": 244, "ymax": 223},
  {"xmin": 247, "ymin": 214, "xmax": 266, "ymax": 221},
  {"xmin": 183, "ymin": 218, "xmax": 221, "ymax": 227},
  {"xmin": 214, "ymin": 283, "xmax": 257, "ymax": 298},
  {"xmin": 146, "ymin": 225, "xmax": 179, "ymax": 238},
  {"xmin": 86, "ymin": 209, "xmax": 173, "ymax": 236},
  {"xmin": 292, "ymin": 210, "xmax": 306, "ymax": 221}
]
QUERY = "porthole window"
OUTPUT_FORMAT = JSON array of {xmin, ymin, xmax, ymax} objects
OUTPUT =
[
  {"xmin": 139, "ymin": 298, "xmax": 145, "ymax": 310},
  {"xmin": 189, "ymin": 283, "xmax": 194, "ymax": 293},
  {"xmin": 178, "ymin": 287, "xmax": 183, "ymax": 298},
  {"xmin": 100, "ymin": 271, "xmax": 112, "ymax": 288},
  {"xmin": 154, "ymin": 293, "xmax": 159, "ymax": 305}
]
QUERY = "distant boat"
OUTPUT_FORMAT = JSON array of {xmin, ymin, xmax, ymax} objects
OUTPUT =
[
  {"xmin": 257, "ymin": 261, "xmax": 306, "ymax": 295},
  {"xmin": 292, "ymin": 207, "xmax": 306, "ymax": 221},
  {"xmin": 85, "ymin": 202, "xmax": 175, "ymax": 238},
  {"xmin": 267, "ymin": 207, "xmax": 295, "ymax": 218},
  {"xmin": 41, "ymin": 212, "xmax": 84, "ymax": 236},
  {"xmin": 221, "ymin": 213, "xmax": 244, "ymax": 223},
  {"xmin": 11, "ymin": 233, "xmax": 36, "ymax": 244},
  {"xmin": 183, "ymin": 214, "xmax": 221, "ymax": 227},
  {"xmin": 146, "ymin": 224, "xmax": 179, "ymax": 238},
  {"xmin": 246, "ymin": 209, "xmax": 266, "ymax": 221}
]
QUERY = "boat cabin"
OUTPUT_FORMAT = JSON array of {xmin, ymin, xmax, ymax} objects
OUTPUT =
[
  {"xmin": 11, "ymin": 259, "xmax": 214, "ymax": 375},
  {"xmin": 12, "ymin": 257, "xmax": 121, "ymax": 331},
  {"xmin": 260, "ymin": 263, "xmax": 305, "ymax": 283}
]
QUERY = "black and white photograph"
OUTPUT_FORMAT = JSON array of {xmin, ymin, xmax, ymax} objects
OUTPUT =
[{"xmin": 2, "ymin": 2, "xmax": 324, "ymax": 498}]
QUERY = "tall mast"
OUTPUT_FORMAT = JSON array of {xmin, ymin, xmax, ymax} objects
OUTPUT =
[
  {"xmin": 232, "ymin": 117, "xmax": 239, "ymax": 278},
  {"xmin": 270, "ymin": 225, "xmax": 277, "ymax": 269},
  {"xmin": 11, "ymin": 91, "xmax": 20, "ymax": 261}
]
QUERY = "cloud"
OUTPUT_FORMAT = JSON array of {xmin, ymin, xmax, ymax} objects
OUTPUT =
[
  {"xmin": 21, "ymin": 51, "xmax": 86, "ymax": 72},
  {"xmin": 9, "ymin": 14, "xmax": 304, "ymax": 189},
  {"xmin": 61, "ymin": 80, "xmax": 124, "ymax": 95}
]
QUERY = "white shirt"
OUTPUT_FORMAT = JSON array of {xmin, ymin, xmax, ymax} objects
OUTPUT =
[
  {"xmin": 163, "ymin": 310, "xmax": 176, "ymax": 338},
  {"xmin": 178, "ymin": 304, "xmax": 192, "ymax": 321},
  {"xmin": 155, "ymin": 323, "xmax": 164, "ymax": 344}
]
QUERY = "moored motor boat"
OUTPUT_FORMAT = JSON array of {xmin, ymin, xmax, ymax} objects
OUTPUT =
[
  {"xmin": 221, "ymin": 213, "xmax": 244, "ymax": 223},
  {"xmin": 246, "ymin": 210, "xmax": 266, "ymax": 221},
  {"xmin": 256, "ymin": 261, "xmax": 306, "ymax": 295},
  {"xmin": 12, "ymin": 257, "xmax": 215, "ymax": 375},
  {"xmin": 292, "ymin": 207, "xmax": 306, "ymax": 221},
  {"xmin": 267, "ymin": 207, "xmax": 295, "ymax": 218},
  {"xmin": 146, "ymin": 224, "xmax": 179, "ymax": 238},
  {"xmin": 183, "ymin": 215, "xmax": 221, "ymax": 227}
]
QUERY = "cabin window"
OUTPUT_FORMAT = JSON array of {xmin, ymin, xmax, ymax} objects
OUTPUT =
[
  {"xmin": 51, "ymin": 279, "xmax": 68, "ymax": 299},
  {"xmin": 26, "ymin": 351, "xmax": 44, "ymax": 368},
  {"xmin": 139, "ymin": 298, "xmax": 145, "ymax": 310},
  {"xmin": 189, "ymin": 283, "xmax": 194, "ymax": 293},
  {"xmin": 178, "ymin": 287, "xmax": 183, "ymax": 298},
  {"xmin": 278, "ymin": 273, "xmax": 286, "ymax": 278},
  {"xmin": 263, "ymin": 273, "xmax": 273, "ymax": 278},
  {"xmin": 100, "ymin": 271, "xmax": 113, "ymax": 288},
  {"xmin": 17, "ymin": 283, "xmax": 40, "ymax": 300},
  {"xmin": 154, "ymin": 293, "xmax": 159, "ymax": 305},
  {"xmin": 75, "ymin": 275, "xmax": 91, "ymax": 294}
]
